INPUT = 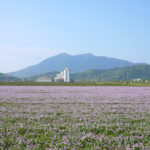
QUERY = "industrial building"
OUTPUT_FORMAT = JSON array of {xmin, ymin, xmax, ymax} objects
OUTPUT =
[
  {"xmin": 35, "ymin": 67, "xmax": 70, "ymax": 83},
  {"xmin": 54, "ymin": 67, "xmax": 70, "ymax": 82},
  {"xmin": 35, "ymin": 76, "xmax": 52, "ymax": 82}
]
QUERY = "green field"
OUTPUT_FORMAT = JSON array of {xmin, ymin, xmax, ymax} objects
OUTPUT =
[{"xmin": 0, "ymin": 81, "xmax": 150, "ymax": 86}]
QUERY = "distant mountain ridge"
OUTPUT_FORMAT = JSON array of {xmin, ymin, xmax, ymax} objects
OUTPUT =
[
  {"xmin": 26, "ymin": 64, "xmax": 150, "ymax": 82},
  {"xmin": 71, "ymin": 64, "xmax": 150, "ymax": 82},
  {"xmin": 10, "ymin": 53, "xmax": 134, "ymax": 78},
  {"xmin": 0, "ymin": 73, "xmax": 18, "ymax": 81}
]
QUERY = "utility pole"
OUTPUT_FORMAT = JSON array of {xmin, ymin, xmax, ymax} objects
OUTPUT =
[{"xmin": 102, "ymin": 72, "xmax": 104, "ymax": 82}]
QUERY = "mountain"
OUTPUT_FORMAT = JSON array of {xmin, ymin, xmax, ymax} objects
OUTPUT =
[
  {"xmin": 71, "ymin": 64, "xmax": 150, "ymax": 82},
  {"xmin": 9, "ymin": 53, "xmax": 134, "ymax": 78},
  {"xmin": 0, "ymin": 73, "xmax": 18, "ymax": 81}
]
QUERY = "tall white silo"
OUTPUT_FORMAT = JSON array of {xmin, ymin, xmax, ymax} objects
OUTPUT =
[{"xmin": 64, "ymin": 67, "xmax": 70, "ymax": 82}]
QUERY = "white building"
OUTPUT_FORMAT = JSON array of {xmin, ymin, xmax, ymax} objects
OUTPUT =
[
  {"xmin": 133, "ymin": 78, "xmax": 142, "ymax": 82},
  {"xmin": 54, "ymin": 71, "xmax": 64, "ymax": 82},
  {"xmin": 35, "ymin": 76, "xmax": 52, "ymax": 82},
  {"xmin": 64, "ymin": 67, "xmax": 70, "ymax": 82},
  {"xmin": 54, "ymin": 67, "xmax": 70, "ymax": 82}
]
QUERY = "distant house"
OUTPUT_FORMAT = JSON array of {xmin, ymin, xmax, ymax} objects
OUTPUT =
[
  {"xmin": 35, "ymin": 76, "xmax": 52, "ymax": 82},
  {"xmin": 54, "ymin": 67, "xmax": 70, "ymax": 82},
  {"xmin": 133, "ymin": 78, "xmax": 142, "ymax": 82},
  {"xmin": 54, "ymin": 71, "xmax": 64, "ymax": 82}
]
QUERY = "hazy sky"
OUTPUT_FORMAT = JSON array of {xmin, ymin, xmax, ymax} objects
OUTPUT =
[{"xmin": 0, "ymin": 0, "xmax": 150, "ymax": 73}]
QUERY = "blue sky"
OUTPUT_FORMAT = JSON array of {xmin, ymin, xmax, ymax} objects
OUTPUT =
[{"xmin": 0, "ymin": 0, "xmax": 150, "ymax": 73}]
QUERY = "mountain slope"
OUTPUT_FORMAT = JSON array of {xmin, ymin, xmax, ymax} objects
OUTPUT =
[
  {"xmin": 71, "ymin": 64, "xmax": 150, "ymax": 81},
  {"xmin": 0, "ymin": 73, "xmax": 18, "ymax": 81},
  {"xmin": 10, "ymin": 53, "xmax": 134, "ymax": 78},
  {"xmin": 25, "ymin": 64, "xmax": 150, "ymax": 82},
  {"xmin": 24, "ymin": 71, "xmax": 59, "ymax": 81}
]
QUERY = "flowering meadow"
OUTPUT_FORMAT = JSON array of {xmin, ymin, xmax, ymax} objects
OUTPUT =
[{"xmin": 0, "ymin": 86, "xmax": 150, "ymax": 149}]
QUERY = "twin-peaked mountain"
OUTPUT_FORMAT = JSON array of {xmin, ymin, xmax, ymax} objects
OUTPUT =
[{"xmin": 9, "ymin": 53, "xmax": 134, "ymax": 78}]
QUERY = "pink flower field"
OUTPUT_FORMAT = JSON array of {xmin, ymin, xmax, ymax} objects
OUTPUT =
[{"xmin": 0, "ymin": 86, "xmax": 150, "ymax": 149}]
